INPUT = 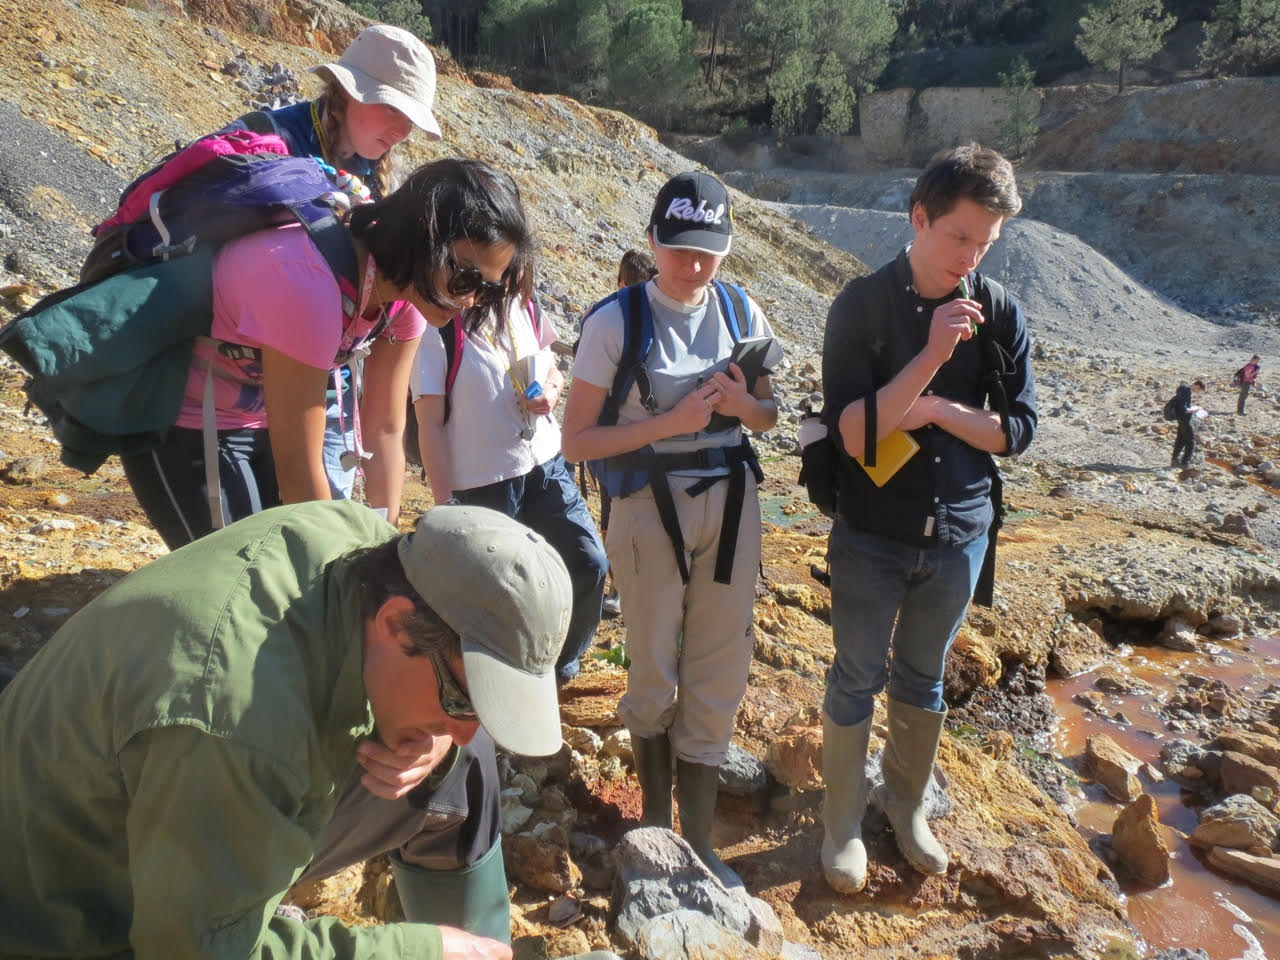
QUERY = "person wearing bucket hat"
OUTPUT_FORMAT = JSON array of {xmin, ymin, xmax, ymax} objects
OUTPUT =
[
  {"xmin": 562, "ymin": 170, "xmax": 783, "ymax": 888},
  {"xmin": 0, "ymin": 499, "xmax": 575, "ymax": 960},
  {"xmin": 215, "ymin": 23, "xmax": 443, "ymax": 505}
]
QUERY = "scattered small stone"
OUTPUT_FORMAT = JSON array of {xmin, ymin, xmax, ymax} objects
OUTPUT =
[{"xmin": 30, "ymin": 518, "xmax": 76, "ymax": 534}]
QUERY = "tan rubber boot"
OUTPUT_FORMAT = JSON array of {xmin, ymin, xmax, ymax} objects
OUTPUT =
[
  {"xmin": 820, "ymin": 711, "xmax": 873, "ymax": 893},
  {"xmin": 873, "ymin": 699, "xmax": 949, "ymax": 875}
]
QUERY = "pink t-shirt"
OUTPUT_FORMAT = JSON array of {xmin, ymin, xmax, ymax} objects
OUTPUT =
[{"xmin": 176, "ymin": 223, "xmax": 426, "ymax": 430}]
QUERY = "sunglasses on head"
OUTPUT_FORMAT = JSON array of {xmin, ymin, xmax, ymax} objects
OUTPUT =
[
  {"xmin": 428, "ymin": 649, "xmax": 478, "ymax": 722},
  {"xmin": 446, "ymin": 257, "xmax": 506, "ymax": 306}
]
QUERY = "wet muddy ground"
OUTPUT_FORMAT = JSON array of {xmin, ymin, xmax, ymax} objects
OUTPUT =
[{"xmin": 1048, "ymin": 634, "xmax": 1280, "ymax": 960}]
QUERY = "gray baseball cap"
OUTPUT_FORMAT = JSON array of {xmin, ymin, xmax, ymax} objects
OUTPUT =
[{"xmin": 397, "ymin": 506, "xmax": 570, "ymax": 756}]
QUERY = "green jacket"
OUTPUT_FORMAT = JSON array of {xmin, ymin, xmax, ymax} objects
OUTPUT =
[{"xmin": 0, "ymin": 500, "xmax": 442, "ymax": 960}]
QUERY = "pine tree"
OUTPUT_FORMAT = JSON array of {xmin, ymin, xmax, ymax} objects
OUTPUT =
[
  {"xmin": 1076, "ymin": 0, "xmax": 1175, "ymax": 93},
  {"xmin": 1200, "ymin": 0, "xmax": 1280, "ymax": 75}
]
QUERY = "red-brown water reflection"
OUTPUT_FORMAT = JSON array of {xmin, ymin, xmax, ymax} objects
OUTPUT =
[{"xmin": 1047, "ymin": 633, "xmax": 1280, "ymax": 960}]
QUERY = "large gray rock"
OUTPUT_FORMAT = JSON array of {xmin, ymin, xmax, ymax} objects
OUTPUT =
[
  {"xmin": 633, "ymin": 910, "xmax": 762, "ymax": 960},
  {"xmin": 718, "ymin": 743, "xmax": 770, "ymax": 796},
  {"xmin": 1191, "ymin": 794, "xmax": 1280, "ymax": 850},
  {"xmin": 865, "ymin": 748, "xmax": 952, "ymax": 821},
  {"xmin": 612, "ymin": 828, "xmax": 782, "ymax": 953}
]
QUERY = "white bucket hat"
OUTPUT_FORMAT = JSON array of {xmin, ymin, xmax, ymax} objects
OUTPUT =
[{"xmin": 313, "ymin": 24, "xmax": 442, "ymax": 140}]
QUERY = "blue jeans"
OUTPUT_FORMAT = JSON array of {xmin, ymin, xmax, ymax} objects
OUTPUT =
[
  {"xmin": 824, "ymin": 519, "xmax": 986, "ymax": 726},
  {"xmin": 456, "ymin": 454, "xmax": 607, "ymax": 682},
  {"xmin": 322, "ymin": 381, "xmax": 358, "ymax": 499}
]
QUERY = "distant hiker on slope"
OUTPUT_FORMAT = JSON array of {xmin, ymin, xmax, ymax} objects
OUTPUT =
[
  {"xmin": 0, "ymin": 504, "xmax": 568, "ymax": 960},
  {"xmin": 1234, "ymin": 354, "xmax": 1260, "ymax": 415},
  {"xmin": 818, "ymin": 144, "xmax": 1037, "ymax": 894},
  {"xmin": 1170, "ymin": 379, "xmax": 1206, "ymax": 467},
  {"xmin": 562, "ymin": 172, "xmax": 782, "ymax": 888},
  {"xmin": 410, "ymin": 269, "xmax": 608, "ymax": 684}
]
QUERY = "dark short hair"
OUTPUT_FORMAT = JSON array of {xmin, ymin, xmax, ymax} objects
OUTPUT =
[
  {"xmin": 347, "ymin": 539, "xmax": 461, "ymax": 659},
  {"xmin": 349, "ymin": 158, "xmax": 535, "ymax": 315},
  {"xmin": 1193, "ymin": 379, "xmax": 1206, "ymax": 389},
  {"xmin": 909, "ymin": 143, "xmax": 1022, "ymax": 222},
  {"xmin": 618, "ymin": 249, "xmax": 657, "ymax": 287}
]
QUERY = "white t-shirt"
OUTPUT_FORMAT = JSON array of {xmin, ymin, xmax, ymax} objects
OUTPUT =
[
  {"xmin": 409, "ymin": 300, "xmax": 561, "ymax": 491},
  {"xmin": 572, "ymin": 280, "xmax": 783, "ymax": 477}
]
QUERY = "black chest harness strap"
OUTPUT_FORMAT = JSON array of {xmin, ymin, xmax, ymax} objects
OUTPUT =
[{"xmin": 613, "ymin": 439, "xmax": 762, "ymax": 585}]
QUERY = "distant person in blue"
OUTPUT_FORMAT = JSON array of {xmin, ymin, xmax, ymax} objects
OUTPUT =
[{"xmin": 819, "ymin": 144, "xmax": 1037, "ymax": 894}]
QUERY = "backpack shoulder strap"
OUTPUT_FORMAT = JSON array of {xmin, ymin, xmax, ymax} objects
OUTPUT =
[
  {"xmin": 712, "ymin": 280, "xmax": 748, "ymax": 341},
  {"xmin": 599, "ymin": 283, "xmax": 652, "ymax": 427},
  {"xmin": 527, "ymin": 296, "xmax": 543, "ymax": 338},
  {"xmin": 295, "ymin": 209, "xmax": 359, "ymax": 292},
  {"xmin": 439, "ymin": 317, "xmax": 466, "ymax": 424},
  {"xmin": 974, "ymin": 273, "xmax": 1012, "ymax": 450},
  {"xmin": 236, "ymin": 110, "xmax": 279, "ymax": 137}
]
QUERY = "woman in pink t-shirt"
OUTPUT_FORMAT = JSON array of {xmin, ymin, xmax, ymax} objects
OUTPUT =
[{"xmin": 122, "ymin": 158, "xmax": 533, "ymax": 548}]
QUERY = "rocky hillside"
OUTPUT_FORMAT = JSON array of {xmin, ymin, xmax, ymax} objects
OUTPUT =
[{"xmin": 3, "ymin": 1, "xmax": 1280, "ymax": 959}]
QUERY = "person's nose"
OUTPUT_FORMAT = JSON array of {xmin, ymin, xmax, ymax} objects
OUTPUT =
[
  {"xmin": 455, "ymin": 290, "xmax": 477, "ymax": 310},
  {"xmin": 386, "ymin": 111, "xmax": 413, "ymax": 145}
]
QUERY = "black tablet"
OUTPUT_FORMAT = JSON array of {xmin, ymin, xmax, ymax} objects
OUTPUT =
[{"xmin": 727, "ymin": 335, "xmax": 775, "ymax": 392}]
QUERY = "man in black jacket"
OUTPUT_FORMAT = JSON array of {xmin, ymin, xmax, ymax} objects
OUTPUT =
[
  {"xmin": 818, "ymin": 144, "xmax": 1037, "ymax": 895},
  {"xmin": 1171, "ymin": 379, "xmax": 1205, "ymax": 466}
]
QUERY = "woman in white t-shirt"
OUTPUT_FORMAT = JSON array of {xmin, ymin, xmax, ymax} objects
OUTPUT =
[{"xmin": 411, "ymin": 295, "xmax": 607, "ymax": 683}]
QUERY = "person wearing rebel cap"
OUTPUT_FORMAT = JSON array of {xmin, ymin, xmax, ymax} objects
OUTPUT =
[
  {"xmin": 218, "ymin": 23, "xmax": 443, "ymax": 502},
  {"xmin": 0, "ymin": 499, "xmax": 570, "ymax": 960},
  {"xmin": 563, "ymin": 170, "xmax": 783, "ymax": 888}
]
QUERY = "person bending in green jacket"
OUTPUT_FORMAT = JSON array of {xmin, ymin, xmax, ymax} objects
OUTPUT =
[{"xmin": 0, "ymin": 502, "xmax": 570, "ymax": 960}]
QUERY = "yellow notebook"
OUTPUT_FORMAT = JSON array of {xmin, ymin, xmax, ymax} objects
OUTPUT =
[{"xmin": 854, "ymin": 430, "xmax": 920, "ymax": 487}]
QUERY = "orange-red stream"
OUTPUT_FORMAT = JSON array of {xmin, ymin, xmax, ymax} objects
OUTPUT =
[{"xmin": 1047, "ymin": 634, "xmax": 1280, "ymax": 959}]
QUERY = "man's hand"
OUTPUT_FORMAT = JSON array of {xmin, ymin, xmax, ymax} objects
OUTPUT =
[
  {"xmin": 707, "ymin": 362, "xmax": 752, "ymax": 420},
  {"xmin": 438, "ymin": 926, "xmax": 513, "ymax": 960},
  {"xmin": 664, "ymin": 381, "xmax": 722, "ymax": 435},
  {"xmin": 897, "ymin": 394, "xmax": 938, "ymax": 431},
  {"xmin": 357, "ymin": 735, "xmax": 455, "ymax": 800},
  {"xmin": 924, "ymin": 297, "xmax": 983, "ymax": 366}
]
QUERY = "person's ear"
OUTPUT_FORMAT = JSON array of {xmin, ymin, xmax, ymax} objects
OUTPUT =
[
  {"xmin": 372, "ymin": 595, "xmax": 417, "ymax": 648},
  {"xmin": 910, "ymin": 202, "xmax": 928, "ymax": 232}
]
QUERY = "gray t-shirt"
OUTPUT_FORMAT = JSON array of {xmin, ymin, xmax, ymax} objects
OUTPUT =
[{"xmin": 573, "ymin": 280, "xmax": 783, "ymax": 477}]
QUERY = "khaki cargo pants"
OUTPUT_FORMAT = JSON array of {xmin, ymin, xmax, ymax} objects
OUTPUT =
[{"xmin": 610, "ymin": 472, "xmax": 761, "ymax": 766}]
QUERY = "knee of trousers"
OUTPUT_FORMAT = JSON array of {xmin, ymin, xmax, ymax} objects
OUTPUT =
[
  {"xmin": 618, "ymin": 691, "xmax": 678, "ymax": 740},
  {"xmin": 823, "ymin": 662, "xmax": 881, "ymax": 727}
]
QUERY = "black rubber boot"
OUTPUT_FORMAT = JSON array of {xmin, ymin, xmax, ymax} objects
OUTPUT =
[
  {"xmin": 631, "ymin": 733, "xmax": 674, "ymax": 828},
  {"xmin": 675, "ymin": 759, "xmax": 742, "ymax": 889}
]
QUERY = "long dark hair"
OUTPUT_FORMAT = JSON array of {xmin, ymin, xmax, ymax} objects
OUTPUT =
[{"xmin": 349, "ymin": 158, "xmax": 536, "ymax": 315}]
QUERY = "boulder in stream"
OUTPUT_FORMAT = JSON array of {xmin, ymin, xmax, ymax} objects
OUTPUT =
[{"xmin": 1111, "ymin": 793, "xmax": 1171, "ymax": 885}]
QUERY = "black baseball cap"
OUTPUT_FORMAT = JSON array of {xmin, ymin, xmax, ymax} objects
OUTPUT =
[{"xmin": 649, "ymin": 171, "xmax": 733, "ymax": 256}]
